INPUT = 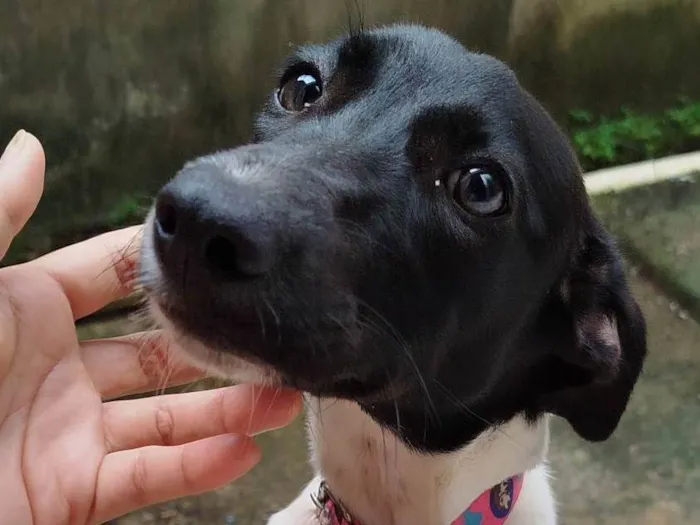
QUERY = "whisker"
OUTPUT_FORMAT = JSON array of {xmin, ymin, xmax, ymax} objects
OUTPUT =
[
  {"xmin": 261, "ymin": 387, "xmax": 283, "ymax": 430},
  {"xmin": 393, "ymin": 398, "xmax": 400, "ymax": 478},
  {"xmin": 381, "ymin": 427, "xmax": 389, "ymax": 486},
  {"xmin": 335, "ymin": 218, "xmax": 403, "ymax": 259},
  {"xmin": 261, "ymin": 295, "xmax": 282, "ymax": 345},
  {"xmin": 157, "ymin": 353, "xmax": 174, "ymax": 396},
  {"xmin": 357, "ymin": 301, "xmax": 440, "ymax": 426},
  {"xmin": 304, "ymin": 396, "xmax": 324, "ymax": 449},
  {"xmin": 254, "ymin": 302, "xmax": 267, "ymax": 340},
  {"xmin": 431, "ymin": 379, "xmax": 530, "ymax": 455},
  {"xmin": 247, "ymin": 382, "xmax": 263, "ymax": 436}
]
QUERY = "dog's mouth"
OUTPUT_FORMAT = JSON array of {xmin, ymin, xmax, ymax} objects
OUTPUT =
[
  {"xmin": 150, "ymin": 295, "xmax": 389, "ymax": 400},
  {"xmin": 140, "ymin": 214, "xmax": 391, "ymax": 402},
  {"xmin": 155, "ymin": 316, "xmax": 395, "ymax": 404},
  {"xmin": 142, "ymin": 287, "xmax": 277, "ymax": 382}
]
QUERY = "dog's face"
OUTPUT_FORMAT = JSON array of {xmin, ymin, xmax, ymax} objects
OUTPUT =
[{"xmin": 140, "ymin": 25, "xmax": 647, "ymax": 452}]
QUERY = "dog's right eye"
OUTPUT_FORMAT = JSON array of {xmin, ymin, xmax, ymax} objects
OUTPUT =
[{"xmin": 277, "ymin": 67, "xmax": 323, "ymax": 112}]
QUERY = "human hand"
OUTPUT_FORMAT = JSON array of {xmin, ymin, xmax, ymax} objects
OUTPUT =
[{"xmin": 0, "ymin": 130, "xmax": 303, "ymax": 525}]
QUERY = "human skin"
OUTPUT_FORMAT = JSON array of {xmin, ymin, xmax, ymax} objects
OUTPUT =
[{"xmin": 0, "ymin": 130, "xmax": 302, "ymax": 525}]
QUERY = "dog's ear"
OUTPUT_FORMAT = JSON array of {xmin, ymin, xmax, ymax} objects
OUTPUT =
[{"xmin": 540, "ymin": 218, "xmax": 647, "ymax": 442}]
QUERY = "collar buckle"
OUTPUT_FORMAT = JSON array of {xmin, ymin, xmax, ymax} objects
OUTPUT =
[{"xmin": 312, "ymin": 480, "xmax": 358, "ymax": 525}]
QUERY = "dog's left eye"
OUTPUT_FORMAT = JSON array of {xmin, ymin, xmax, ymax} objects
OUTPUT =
[
  {"xmin": 277, "ymin": 68, "xmax": 323, "ymax": 112},
  {"xmin": 446, "ymin": 164, "xmax": 509, "ymax": 216}
]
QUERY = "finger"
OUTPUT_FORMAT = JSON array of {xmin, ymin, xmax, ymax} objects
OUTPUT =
[
  {"xmin": 25, "ymin": 225, "xmax": 143, "ymax": 320},
  {"xmin": 92, "ymin": 434, "xmax": 260, "ymax": 524},
  {"xmin": 81, "ymin": 330, "xmax": 206, "ymax": 400},
  {"xmin": 103, "ymin": 384, "xmax": 302, "ymax": 452},
  {"xmin": 0, "ymin": 130, "xmax": 45, "ymax": 260}
]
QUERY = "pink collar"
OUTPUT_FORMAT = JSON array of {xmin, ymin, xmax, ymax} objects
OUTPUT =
[{"xmin": 312, "ymin": 474, "xmax": 524, "ymax": 525}]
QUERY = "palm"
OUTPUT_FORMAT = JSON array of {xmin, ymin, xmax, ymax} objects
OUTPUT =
[
  {"xmin": 24, "ymin": 363, "xmax": 105, "ymax": 525},
  {"xmin": 2, "ymin": 268, "xmax": 107, "ymax": 524}
]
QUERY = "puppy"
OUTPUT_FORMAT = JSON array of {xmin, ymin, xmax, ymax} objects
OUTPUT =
[{"xmin": 140, "ymin": 24, "xmax": 647, "ymax": 525}]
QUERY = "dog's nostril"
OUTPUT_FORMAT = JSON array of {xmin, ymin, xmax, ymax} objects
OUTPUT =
[
  {"xmin": 203, "ymin": 228, "xmax": 274, "ymax": 279},
  {"xmin": 152, "ymin": 173, "xmax": 276, "ymax": 281},
  {"xmin": 155, "ymin": 198, "xmax": 178, "ymax": 237},
  {"xmin": 204, "ymin": 235, "xmax": 241, "ymax": 276}
]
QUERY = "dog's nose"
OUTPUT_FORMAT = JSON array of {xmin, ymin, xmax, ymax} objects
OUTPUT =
[{"xmin": 153, "ymin": 166, "xmax": 276, "ymax": 281}]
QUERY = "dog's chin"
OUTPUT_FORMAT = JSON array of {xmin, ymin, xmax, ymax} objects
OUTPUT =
[
  {"xmin": 175, "ymin": 337, "xmax": 283, "ymax": 386},
  {"xmin": 146, "ymin": 298, "xmax": 398, "ymax": 405},
  {"xmin": 147, "ymin": 299, "xmax": 283, "ymax": 386}
]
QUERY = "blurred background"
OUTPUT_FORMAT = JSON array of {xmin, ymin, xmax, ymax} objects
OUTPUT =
[{"xmin": 1, "ymin": 0, "xmax": 699, "ymax": 523}]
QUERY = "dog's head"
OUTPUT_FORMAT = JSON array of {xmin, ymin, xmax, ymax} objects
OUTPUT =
[{"xmin": 140, "ymin": 24, "xmax": 647, "ymax": 452}]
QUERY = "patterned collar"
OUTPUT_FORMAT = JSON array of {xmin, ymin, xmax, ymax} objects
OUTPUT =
[{"xmin": 312, "ymin": 474, "xmax": 524, "ymax": 525}]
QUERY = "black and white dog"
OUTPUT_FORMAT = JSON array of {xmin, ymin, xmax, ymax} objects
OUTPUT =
[{"xmin": 140, "ymin": 24, "xmax": 647, "ymax": 525}]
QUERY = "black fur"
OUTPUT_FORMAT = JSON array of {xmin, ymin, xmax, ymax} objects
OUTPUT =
[{"xmin": 141, "ymin": 25, "xmax": 647, "ymax": 452}]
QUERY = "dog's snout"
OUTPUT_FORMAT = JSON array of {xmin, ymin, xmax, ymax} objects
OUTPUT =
[{"xmin": 153, "ymin": 167, "xmax": 276, "ymax": 283}]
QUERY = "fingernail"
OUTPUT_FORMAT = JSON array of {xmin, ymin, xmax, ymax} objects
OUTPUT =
[{"xmin": 0, "ymin": 130, "xmax": 27, "ymax": 168}]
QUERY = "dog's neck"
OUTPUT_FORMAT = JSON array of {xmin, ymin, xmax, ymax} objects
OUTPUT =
[{"xmin": 306, "ymin": 397, "xmax": 550, "ymax": 525}]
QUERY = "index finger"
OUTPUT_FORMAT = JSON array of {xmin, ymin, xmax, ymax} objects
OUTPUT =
[
  {"xmin": 81, "ymin": 330, "xmax": 207, "ymax": 400},
  {"xmin": 25, "ymin": 225, "xmax": 144, "ymax": 320}
]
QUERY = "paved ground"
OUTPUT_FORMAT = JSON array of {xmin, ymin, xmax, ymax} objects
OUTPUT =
[{"xmin": 593, "ymin": 171, "xmax": 700, "ymax": 319}]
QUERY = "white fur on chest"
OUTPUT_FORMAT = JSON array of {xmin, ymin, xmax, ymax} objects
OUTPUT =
[{"xmin": 268, "ymin": 397, "xmax": 557, "ymax": 525}]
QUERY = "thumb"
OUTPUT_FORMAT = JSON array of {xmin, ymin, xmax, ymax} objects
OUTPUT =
[{"xmin": 0, "ymin": 130, "xmax": 46, "ymax": 260}]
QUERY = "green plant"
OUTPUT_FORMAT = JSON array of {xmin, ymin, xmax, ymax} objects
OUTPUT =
[
  {"xmin": 666, "ymin": 98, "xmax": 700, "ymax": 137},
  {"xmin": 106, "ymin": 194, "xmax": 149, "ymax": 225},
  {"xmin": 568, "ymin": 98, "xmax": 700, "ymax": 171}
]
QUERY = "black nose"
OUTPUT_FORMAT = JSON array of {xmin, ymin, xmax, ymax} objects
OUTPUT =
[{"xmin": 153, "ymin": 164, "xmax": 276, "ymax": 282}]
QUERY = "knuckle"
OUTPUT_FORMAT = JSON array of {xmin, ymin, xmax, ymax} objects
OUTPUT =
[
  {"xmin": 101, "ymin": 406, "xmax": 118, "ymax": 453},
  {"xmin": 179, "ymin": 447, "xmax": 197, "ymax": 492},
  {"xmin": 154, "ymin": 402, "xmax": 176, "ymax": 446},
  {"xmin": 111, "ymin": 236, "xmax": 141, "ymax": 296},
  {"xmin": 137, "ymin": 333, "xmax": 173, "ymax": 383},
  {"xmin": 130, "ymin": 451, "xmax": 150, "ymax": 507},
  {"xmin": 214, "ymin": 388, "xmax": 229, "ymax": 434}
]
